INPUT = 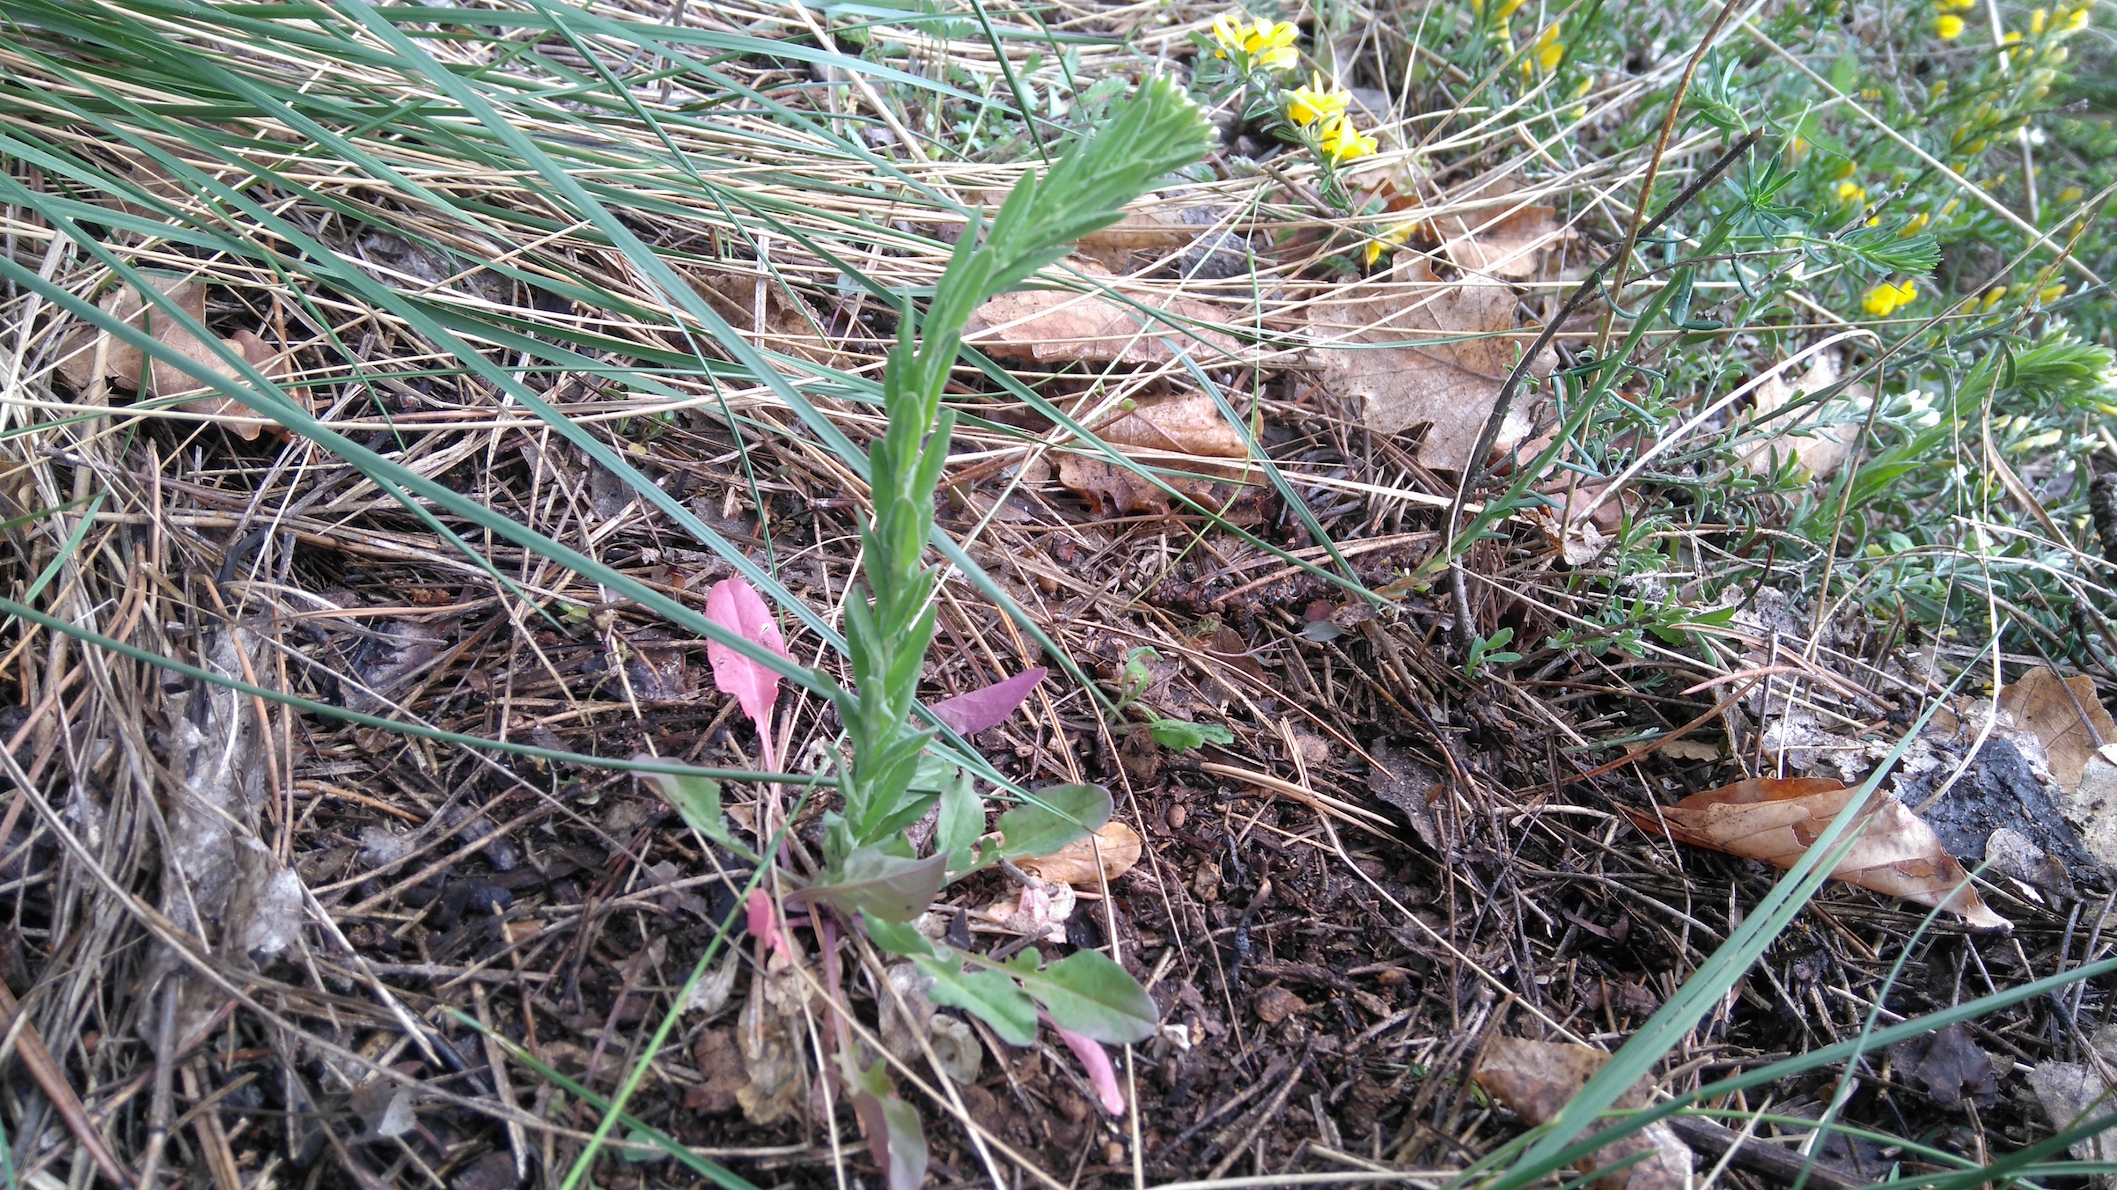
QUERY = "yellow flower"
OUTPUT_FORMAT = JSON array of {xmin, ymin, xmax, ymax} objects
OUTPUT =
[
  {"xmin": 1524, "ymin": 22, "xmax": 1565, "ymax": 73},
  {"xmin": 2037, "ymin": 282, "xmax": 2068, "ymax": 303},
  {"xmin": 1244, "ymin": 16, "xmax": 1300, "ymax": 71},
  {"xmin": 1936, "ymin": 0, "xmax": 1973, "ymax": 9},
  {"xmin": 1287, "ymin": 72, "xmax": 1351, "ymax": 126},
  {"xmin": 1317, "ymin": 116, "xmax": 1377, "ymax": 164},
  {"xmin": 1363, "ymin": 220, "xmax": 1418, "ymax": 266},
  {"xmin": 1937, "ymin": 13, "xmax": 1965, "ymax": 38},
  {"xmin": 2057, "ymin": 185, "xmax": 2086, "ymax": 204},
  {"xmin": 1980, "ymin": 285, "xmax": 2008, "ymax": 310},
  {"xmin": 1835, "ymin": 179, "xmax": 1868, "ymax": 205},
  {"xmin": 2031, "ymin": 7, "xmax": 2048, "ymax": 34},
  {"xmin": 2062, "ymin": 5, "xmax": 2089, "ymax": 32},
  {"xmin": 1210, "ymin": 12, "xmax": 1298, "ymax": 70},
  {"xmin": 1861, "ymin": 279, "xmax": 1917, "ymax": 317},
  {"xmin": 1900, "ymin": 211, "xmax": 1931, "ymax": 236}
]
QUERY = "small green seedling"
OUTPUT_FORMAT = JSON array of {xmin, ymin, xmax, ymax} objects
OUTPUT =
[{"xmin": 1464, "ymin": 626, "xmax": 1521, "ymax": 679}]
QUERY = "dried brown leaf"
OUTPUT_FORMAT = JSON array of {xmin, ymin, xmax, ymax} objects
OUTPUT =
[
  {"xmin": 1738, "ymin": 353, "xmax": 1860, "ymax": 481},
  {"xmin": 1309, "ymin": 260, "xmax": 1553, "ymax": 471},
  {"xmin": 1018, "ymin": 821, "xmax": 1142, "ymax": 885},
  {"xmin": 964, "ymin": 265, "xmax": 1240, "ymax": 365},
  {"xmin": 1253, "ymin": 986, "xmax": 1308, "ymax": 1024},
  {"xmin": 1056, "ymin": 393, "xmax": 1262, "ymax": 519},
  {"xmin": 1998, "ymin": 666, "xmax": 2116, "ymax": 793},
  {"xmin": 1368, "ymin": 740, "xmax": 1443, "ymax": 850},
  {"xmin": 1055, "ymin": 455, "xmax": 1262, "ymax": 522},
  {"xmin": 1472, "ymin": 1037, "xmax": 1693, "ymax": 1190},
  {"xmin": 55, "ymin": 277, "xmax": 294, "ymax": 439},
  {"xmin": 1089, "ymin": 394, "xmax": 1246, "ymax": 458},
  {"xmin": 1622, "ymin": 778, "xmax": 2010, "ymax": 931},
  {"xmin": 1889, "ymin": 1022, "xmax": 1995, "ymax": 1109},
  {"xmin": 974, "ymin": 879, "xmax": 1076, "ymax": 935},
  {"xmin": 1436, "ymin": 201, "xmax": 1564, "ymax": 281},
  {"xmin": 1076, "ymin": 207, "xmax": 1200, "ymax": 256},
  {"xmin": 688, "ymin": 266, "xmax": 850, "ymax": 370}
]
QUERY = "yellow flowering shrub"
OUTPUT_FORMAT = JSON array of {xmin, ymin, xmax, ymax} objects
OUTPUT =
[{"xmin": 1525, "ymin": 22, "xmax": 1565, "ymax": 74}]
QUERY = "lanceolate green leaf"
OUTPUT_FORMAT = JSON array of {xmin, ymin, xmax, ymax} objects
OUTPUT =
[
  {"xmin": 858, "ymin": 910, "xmax": 939, "ymax": 959},
  {"xmin": 914, "ymin": 956, "xmax": 1039, "ymax": 1046},
  {"xmin": 994, "ymin": 784, "xmax": 1113, "ymax": 859},
  {"xmin": 1001, "ymin": 949, "xmax": 1158, "ymax": 1045}
]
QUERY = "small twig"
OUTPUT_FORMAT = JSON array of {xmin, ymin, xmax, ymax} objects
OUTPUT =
[
  {"xmin": 1665, "ymin": 1114, "xmax": 1871, "ymax": 1190},
  {"xmin": 1204, "ymin": 1046, "xmax": 1313, "ymax": 1180},
  {"xmin": 0, "ymin": 979, "xmax": 136, "ymax": 1188}
]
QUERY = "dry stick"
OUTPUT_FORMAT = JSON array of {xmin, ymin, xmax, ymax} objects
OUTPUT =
[
  {"xmin": 1442, "ymin": 125, "xmax": 1761, "ymax": 653},
  {"xmin": 178, "ymin": 1060, "xmax": 243, "ymax": 1190},
  {"xmin": 1663, "ymin": 1115, "xmax": 1868, "ymax": 1190},
  {"xmin": 1599, "ymin": 0, "xmax": 1745, "ymax": 333},
  {"xmin": 135, "ymin": 982, "xmax": 179, "ymax": 1190},
  {"xmin": 0, "ymin": 980, "xmax": 135, "ymax": 1188}
]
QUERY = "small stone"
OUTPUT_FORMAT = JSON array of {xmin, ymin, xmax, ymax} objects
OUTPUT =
[
  {"xmin": 1253, "ymin": 985, "xmax": 1308, "ymax": 1024},
  {"xmin": 1165, "ymin": 803, "xmax": 1187, "ymax": 830},
  {"xmin": 1104, "ymin": 1141, "xmax": 1126, "ymax": 1165}
]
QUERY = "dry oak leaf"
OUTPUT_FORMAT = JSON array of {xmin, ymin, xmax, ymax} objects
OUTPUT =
[
  {"xmin": 1088, "ymin": 392, "xmax": 1247, "ymax": 458},
  {"xmin": 1308, "ymin": 259, "xmax": 1554, "ymax": 471},
  {"xmin": 1075, "ymin": 205, "xmax": 1207, "ymax": 267},
  {"xmin": 1471, "ymin": 1037, "xmax": 1693, "ymax": 1190},
  {"xmin": 1998, "ymin": 666, "xmax": 2116, "ymax": 794},
  {"xmin": 963, "ymin": 264, "xmax": 1241, "ymax": 365},
  {"xmin": 1017, "ymin": 821, "xmax": 1142, "ymax": 885},
  {"xmin": 1737, "ymin": 352, "xmax": 1861, "ymax": 481},
  {"xmin": 1434, "ymin": 199, "xmax": 1565, "ymax": 281},
  {"xmin": 1622, "ymin": 777, "xmax": 2010, "ymax": 931},
  {"xmin": 1057, "ymin": 455, "xmax": 1263, "ymax": 521},
  {"xmin": 55, "ymin": 276, "xmax": 293, "ymax": 440},
  {"xmin": 1057, "ymin": 394, "xmax": 1263, "ymax": 521}
]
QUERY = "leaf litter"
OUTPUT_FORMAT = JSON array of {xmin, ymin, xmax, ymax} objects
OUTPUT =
[{"xmin": 5, "ymin": 3, "xmax": 2115, "ymax": 1189}]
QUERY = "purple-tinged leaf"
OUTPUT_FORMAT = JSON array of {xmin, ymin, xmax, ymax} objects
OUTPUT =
[
  {"xmin": 929, "ymin": 667, "xmax": 1047, "ymax": 736},
  {"xmin": 704, "ymin": 577, "xmax": 789, "ymax": 763},
  {"xmin": 1055, "ymin": 1024, "xmax": 1126, "ymax": 1116}
]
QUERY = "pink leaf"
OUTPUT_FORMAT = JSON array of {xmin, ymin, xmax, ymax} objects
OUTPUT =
[
  {"xmin": 1054, "ymin": 1024, "xmax": 1126, "ymax": 1116},
  {"xmin": 746, "ymin": 888, "xmax": 789, "ymax": 962},
  {"xmin": 705, "ymin": 577, "xmax": 789, "ymax": 762},
  {"xmin": 929, "ymin": 667, "xmax": 1047, "ymax": 736}
]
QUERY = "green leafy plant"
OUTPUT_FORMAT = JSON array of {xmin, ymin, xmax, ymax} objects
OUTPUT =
[
  {"xmin": 1462, "ymin": 626, "xmax": 1521, "ymax": 678},
  {"xmin": 1107, "ymin": 645, "xmax": 1234, "ymax": 751},
  {"xmin": 642, "ymin": 77, "xmax": 1211, "ymax": 1186}
]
